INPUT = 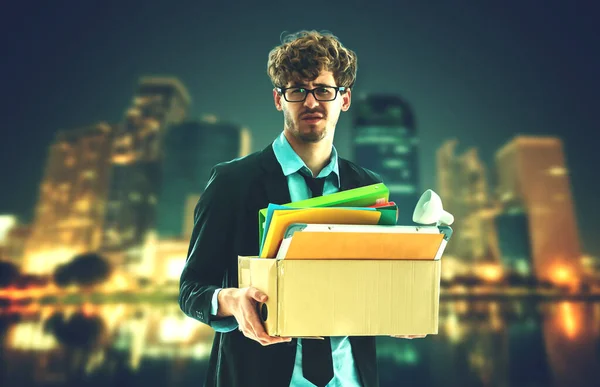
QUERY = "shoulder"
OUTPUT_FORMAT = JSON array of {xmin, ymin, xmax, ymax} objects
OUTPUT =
[
  {"xmin": 206, "ymin": 150, "xmax": 263, "ymax": 185},
  {"xmin": 339, "ymin": 157, "xmax": 384, "ymax": 185},
  {"xmin": 198, "ymin": 151, "xmax": 263, "ymax": 213}
]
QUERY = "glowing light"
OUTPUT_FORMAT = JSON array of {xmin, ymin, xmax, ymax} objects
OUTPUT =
[
  {"xmin": 0, "ymin": 215, "xmax": 17, "ymax": 243},
  {"xmin": 515, "ymin": 260, "xmax": 530, "ymax": 276},
  {"xmin": 9, "ymin": 322, "xmax": 57, "ymax": 351},
  {"xmin": 74, "ymin": 198, "xmax": 91, "ymax": 212},
  {"xmin": 24, "ymin": 247, "xmax": 79, "ymax": 274},
  {"xmin": 114, "ymin": 273, "xmax": 129, "ymax": 290},
  {"xmin": 552, "ymin": 265, "xmax": 573, "ymax": 285},
  {"xmin": 112, "ymin": 153, "xmax": 136, "ymax": 164},
  {"xmin": 81, "ymin": 302, "xmax": 98, "ymax": 317},
  {"xmin": 192, "ymin": 343, "xmax": 212, "ymax": 360},
  {"xmin": 559, "ymin": 302, "xmax": 578, "ymax": 339},
  {"xmin": 167, "ymin": 257, "xmax": 186, "ymax": 281},
  {"xmin": 477, "ymin": 263, "xmax": 503, "ymax": 282},
  {"xmin": 547, "ymin": 166, "xmax": 568, "ymax": 176},
  {"xmin": 444, "ymin": 312, "xmax": 463, "ymax": 343},
  {"xmin": 127, "ymin": 107, "xmax": 141, "ymax": 117},
  {"xmin": 159, "ymin": 316, "xmax": 196, "ymax": 343}
]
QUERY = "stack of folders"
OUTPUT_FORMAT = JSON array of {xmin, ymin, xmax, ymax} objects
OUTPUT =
[
  {"xmin": 258, "ymin": 183, "xmax": 452, "ymax": 259},
  {"xmin": 275, "ymin": 223, "xmax": 450, "ymax": 260}
]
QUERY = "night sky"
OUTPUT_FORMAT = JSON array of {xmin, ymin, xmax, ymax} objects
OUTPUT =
[{"xmin": 1, "ymin": 1, "xmax": 598, "ymax": 255}]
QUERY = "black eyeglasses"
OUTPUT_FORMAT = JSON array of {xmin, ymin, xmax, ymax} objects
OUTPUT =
[{"xmin": 276, "ymin": 86, "xmax": 347, "ymax": 102}]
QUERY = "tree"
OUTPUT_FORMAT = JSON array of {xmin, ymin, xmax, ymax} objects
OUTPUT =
[
  {"xmin": 0, "ymin": 261, "xmax": 19, "ymax": 288},
  {"xmin": 44, "ymin": 311, "xmax": 104, "ymax": 348},
  {"xmin": 52, "ymin": 253, "xmax": 112, "ymax": 288}
]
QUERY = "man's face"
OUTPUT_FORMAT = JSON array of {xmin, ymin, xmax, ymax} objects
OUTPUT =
[{"xmin": 273, "ymin": 70, "xmax": 351, "ymax": 143}]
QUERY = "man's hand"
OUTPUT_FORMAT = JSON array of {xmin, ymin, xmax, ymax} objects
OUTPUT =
[
  {"xmin": 390, "ymin": 335, "xmax": 427, "ymax": 339},
  {"xmin": 218, "ymin": 287, "xmax": 292, "ymax": 346}
]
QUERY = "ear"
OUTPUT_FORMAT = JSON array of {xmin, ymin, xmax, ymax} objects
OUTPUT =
[
  {"xmin": 340, "ymin": 89, "xmax": 352, "ymax": 112},
  {"xmin": 273, "ymin": 89, "xmax": 283, "ymax": 111}
]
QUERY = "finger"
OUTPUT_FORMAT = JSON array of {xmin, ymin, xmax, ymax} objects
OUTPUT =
[
  {"xmin": 391, "ymin": 334, "xmax": 427, "ymax": 338},
  {"xmin": 245, "ymin": 308, "xmax": 289, "ymax": 346},
  {"xmin": 249, "ymin": 316, "xmax": 286, "ymax": 346},
  {"xmin": 243, "ymin": 301, "xmax": 275, "ymax": 345},
  {"xmin": 242, "ymin": 307, "xmax": 264, "ymax": 343},
  {"xmin": 240, "ymin": 298, "xmax": 288, "ymax": 345},
  {"xmin": 248, "ymin": 287, "xmax": 268, "ymax": 303},
  {"xmin": 256, "ymin": 332, "xmax": 291, "ymax": 345}
]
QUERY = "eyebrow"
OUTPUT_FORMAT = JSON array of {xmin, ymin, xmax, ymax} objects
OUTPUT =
[{"xmin": 289, "ymin": 82, "xmax": 333, "ymax": 88}]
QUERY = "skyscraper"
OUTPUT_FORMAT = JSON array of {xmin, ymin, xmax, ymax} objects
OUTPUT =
[
  {"xmin": 102, "ymin": 77, "xmax": 190, "ymax": 252},
  {"xmin": 494, "ymin": 208, "xmax": 534, "ymax": 276},
  {"xmin": 494, "ymin": 135, "xmax": 582, "ymax": 285},
  {"xmin": 156, "ymin": 116, "xmax": 252, "ymax": 239},
  {"xmin": 22, "ymin": 123, "xmax": 114, "ymax": 274},
  {"xmin": 437, "ymin": 140, "xmax": 498, "ymax": 262},
  {"xmin": 351, "ymin": 94, "xmax": 420, "ymax": 225}
]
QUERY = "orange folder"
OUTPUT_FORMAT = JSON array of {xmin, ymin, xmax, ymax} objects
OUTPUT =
[{"xmin": 278, "ymin": 231, "xmax": 444, "ymax": 260}]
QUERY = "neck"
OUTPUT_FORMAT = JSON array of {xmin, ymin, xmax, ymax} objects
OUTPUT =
[{"xmin": 283, "ymin": 130, "xmax": 333, "ymax": 177}]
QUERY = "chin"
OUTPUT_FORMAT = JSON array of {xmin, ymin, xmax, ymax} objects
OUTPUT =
[{"xmin": 298, "ymin": 129, "xmax": 327, "ymax": 143}]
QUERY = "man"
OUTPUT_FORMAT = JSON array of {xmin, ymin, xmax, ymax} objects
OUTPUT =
[{"xmin": 179, "ymin": 30, "xmax": 424, "ymax": 387}]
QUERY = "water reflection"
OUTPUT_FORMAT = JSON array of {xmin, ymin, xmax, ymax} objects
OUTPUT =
[{"xmin": 1, "ymin": 300, "xmax": 599, "ymax": 386}]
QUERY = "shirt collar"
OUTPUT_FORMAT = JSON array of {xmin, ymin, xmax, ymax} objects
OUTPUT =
[{"xmin": 272, "ymin": 131, "xmax": 340, "ymax": 185}]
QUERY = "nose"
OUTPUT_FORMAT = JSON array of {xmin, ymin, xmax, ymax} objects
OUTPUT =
[{"xmin": 303, "ymin": 91, "xmax": 320, "ymax": 109}]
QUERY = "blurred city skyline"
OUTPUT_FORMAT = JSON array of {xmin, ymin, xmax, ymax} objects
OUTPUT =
[
  {"xmin": 1, "ymin": 3, "xmax": 599, "ymax": 386},
  {"xmin": 2, "ymin": 0, "xmax": 598, "ymax": 259}
]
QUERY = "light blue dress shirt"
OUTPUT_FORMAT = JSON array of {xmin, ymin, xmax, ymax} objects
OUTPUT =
[{"xmin": 209, "ymin": 132, "xmax": 363, "ymax": 387}]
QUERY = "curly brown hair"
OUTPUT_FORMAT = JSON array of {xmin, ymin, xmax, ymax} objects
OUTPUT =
[{"xmin": 267, "ymin": 30, "xmax": 357, "ymax": 90}]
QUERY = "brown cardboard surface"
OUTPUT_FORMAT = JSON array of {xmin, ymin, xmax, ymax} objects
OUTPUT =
[{"xmin": 238, "ymin": 256, "xmax": 440, "ymax": 337}]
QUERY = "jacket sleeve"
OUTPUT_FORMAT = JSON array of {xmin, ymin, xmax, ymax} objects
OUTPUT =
[{"xmin": 178, "ymin": 165, "xmax": 239, "ymax": 330}]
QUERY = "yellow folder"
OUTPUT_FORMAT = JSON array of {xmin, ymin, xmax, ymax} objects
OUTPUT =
[{"xmin": 259, "ymin": 208, "xmax": 381, "ymax": 258}]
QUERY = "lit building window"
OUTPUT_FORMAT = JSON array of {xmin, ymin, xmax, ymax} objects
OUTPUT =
[{"xmin": 547, "ymin": 166, "xmax": 568, "ymax": 176}]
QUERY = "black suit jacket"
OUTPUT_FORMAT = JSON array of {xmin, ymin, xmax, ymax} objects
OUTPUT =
[{"xmin": 179, "ymin": 144, "xmax": 383, "ymax": 387}]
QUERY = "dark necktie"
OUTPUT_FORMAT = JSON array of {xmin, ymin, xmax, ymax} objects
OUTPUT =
[
  {"xmin": 300, "ymin": 171, "xmax": 334, "ymax": 386},
  {"xmin": 302, "ymin": 337, "xmax": 334, "ymax": 386},
  {"xmin": 301, "ymin": 172, "xmax": 326, "ymax": 197}
]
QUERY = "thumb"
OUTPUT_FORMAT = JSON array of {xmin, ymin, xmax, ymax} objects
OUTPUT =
[{"xmin": 250, "ymin": 288, "xmax": 268, "ymax": 302}]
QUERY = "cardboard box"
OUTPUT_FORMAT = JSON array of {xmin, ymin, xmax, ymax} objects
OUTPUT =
[{"xmin": 238, "ymin": 256, "xmax": 441, "ymax": 337}]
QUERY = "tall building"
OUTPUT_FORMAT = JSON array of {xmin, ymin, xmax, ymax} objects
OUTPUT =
[
  {"xmin": 495, "ymin": 135, "xmax": 582, "ymax": 285},
  {"xmin": 0, "ymin": 215, "xmax": 17, "ymax": 243},
  {"xmin": 352, "ymin": 95, "xmax": 420, "ymax": 225},
  {"xmin": 0, "ymin": 215, "xmax": 17, "ymax": 266},
  {"xmin": 22, "ymin": 123, "xmax": 115, "ymax": 274},
  {"xmin": 437, "ymin": 140, "xmax": 498, "ymax": 262},
  {"xmin": 494, "ymin": 209, "xmax": 534, "ymax": 276},
  {"xmin": 102, "ymin": 77, "xmax": 190, "ymax": 252},
  {"xmin": 128, "ymin": 116, "xmax": 252, "ymax": 283},
  {"xmin": 0, "ymin": 216, "xmax": 30, "ymax": 269},
  {"xmin": 156, "ymin": 116, "xmax": 252, "ymax": 240}
]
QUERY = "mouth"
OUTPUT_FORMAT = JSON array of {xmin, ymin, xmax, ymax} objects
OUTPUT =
[{"xmin": 301, "ymin": 114, "xmax": 324, "ymax": 124}]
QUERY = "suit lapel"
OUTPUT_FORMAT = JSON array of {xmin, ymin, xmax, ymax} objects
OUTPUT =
[
  {"xmin": 339, "ymin": 159, "xmax": 362, "ymax": 191},
  {"xmin": 258, "ymin": 144, "xmax": 291, "ymax": 205}
]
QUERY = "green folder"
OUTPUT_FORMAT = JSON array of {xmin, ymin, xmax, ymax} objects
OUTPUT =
[{"xmin": 258, "ymin": 183, "xmax": 390, "ymax": 245}]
